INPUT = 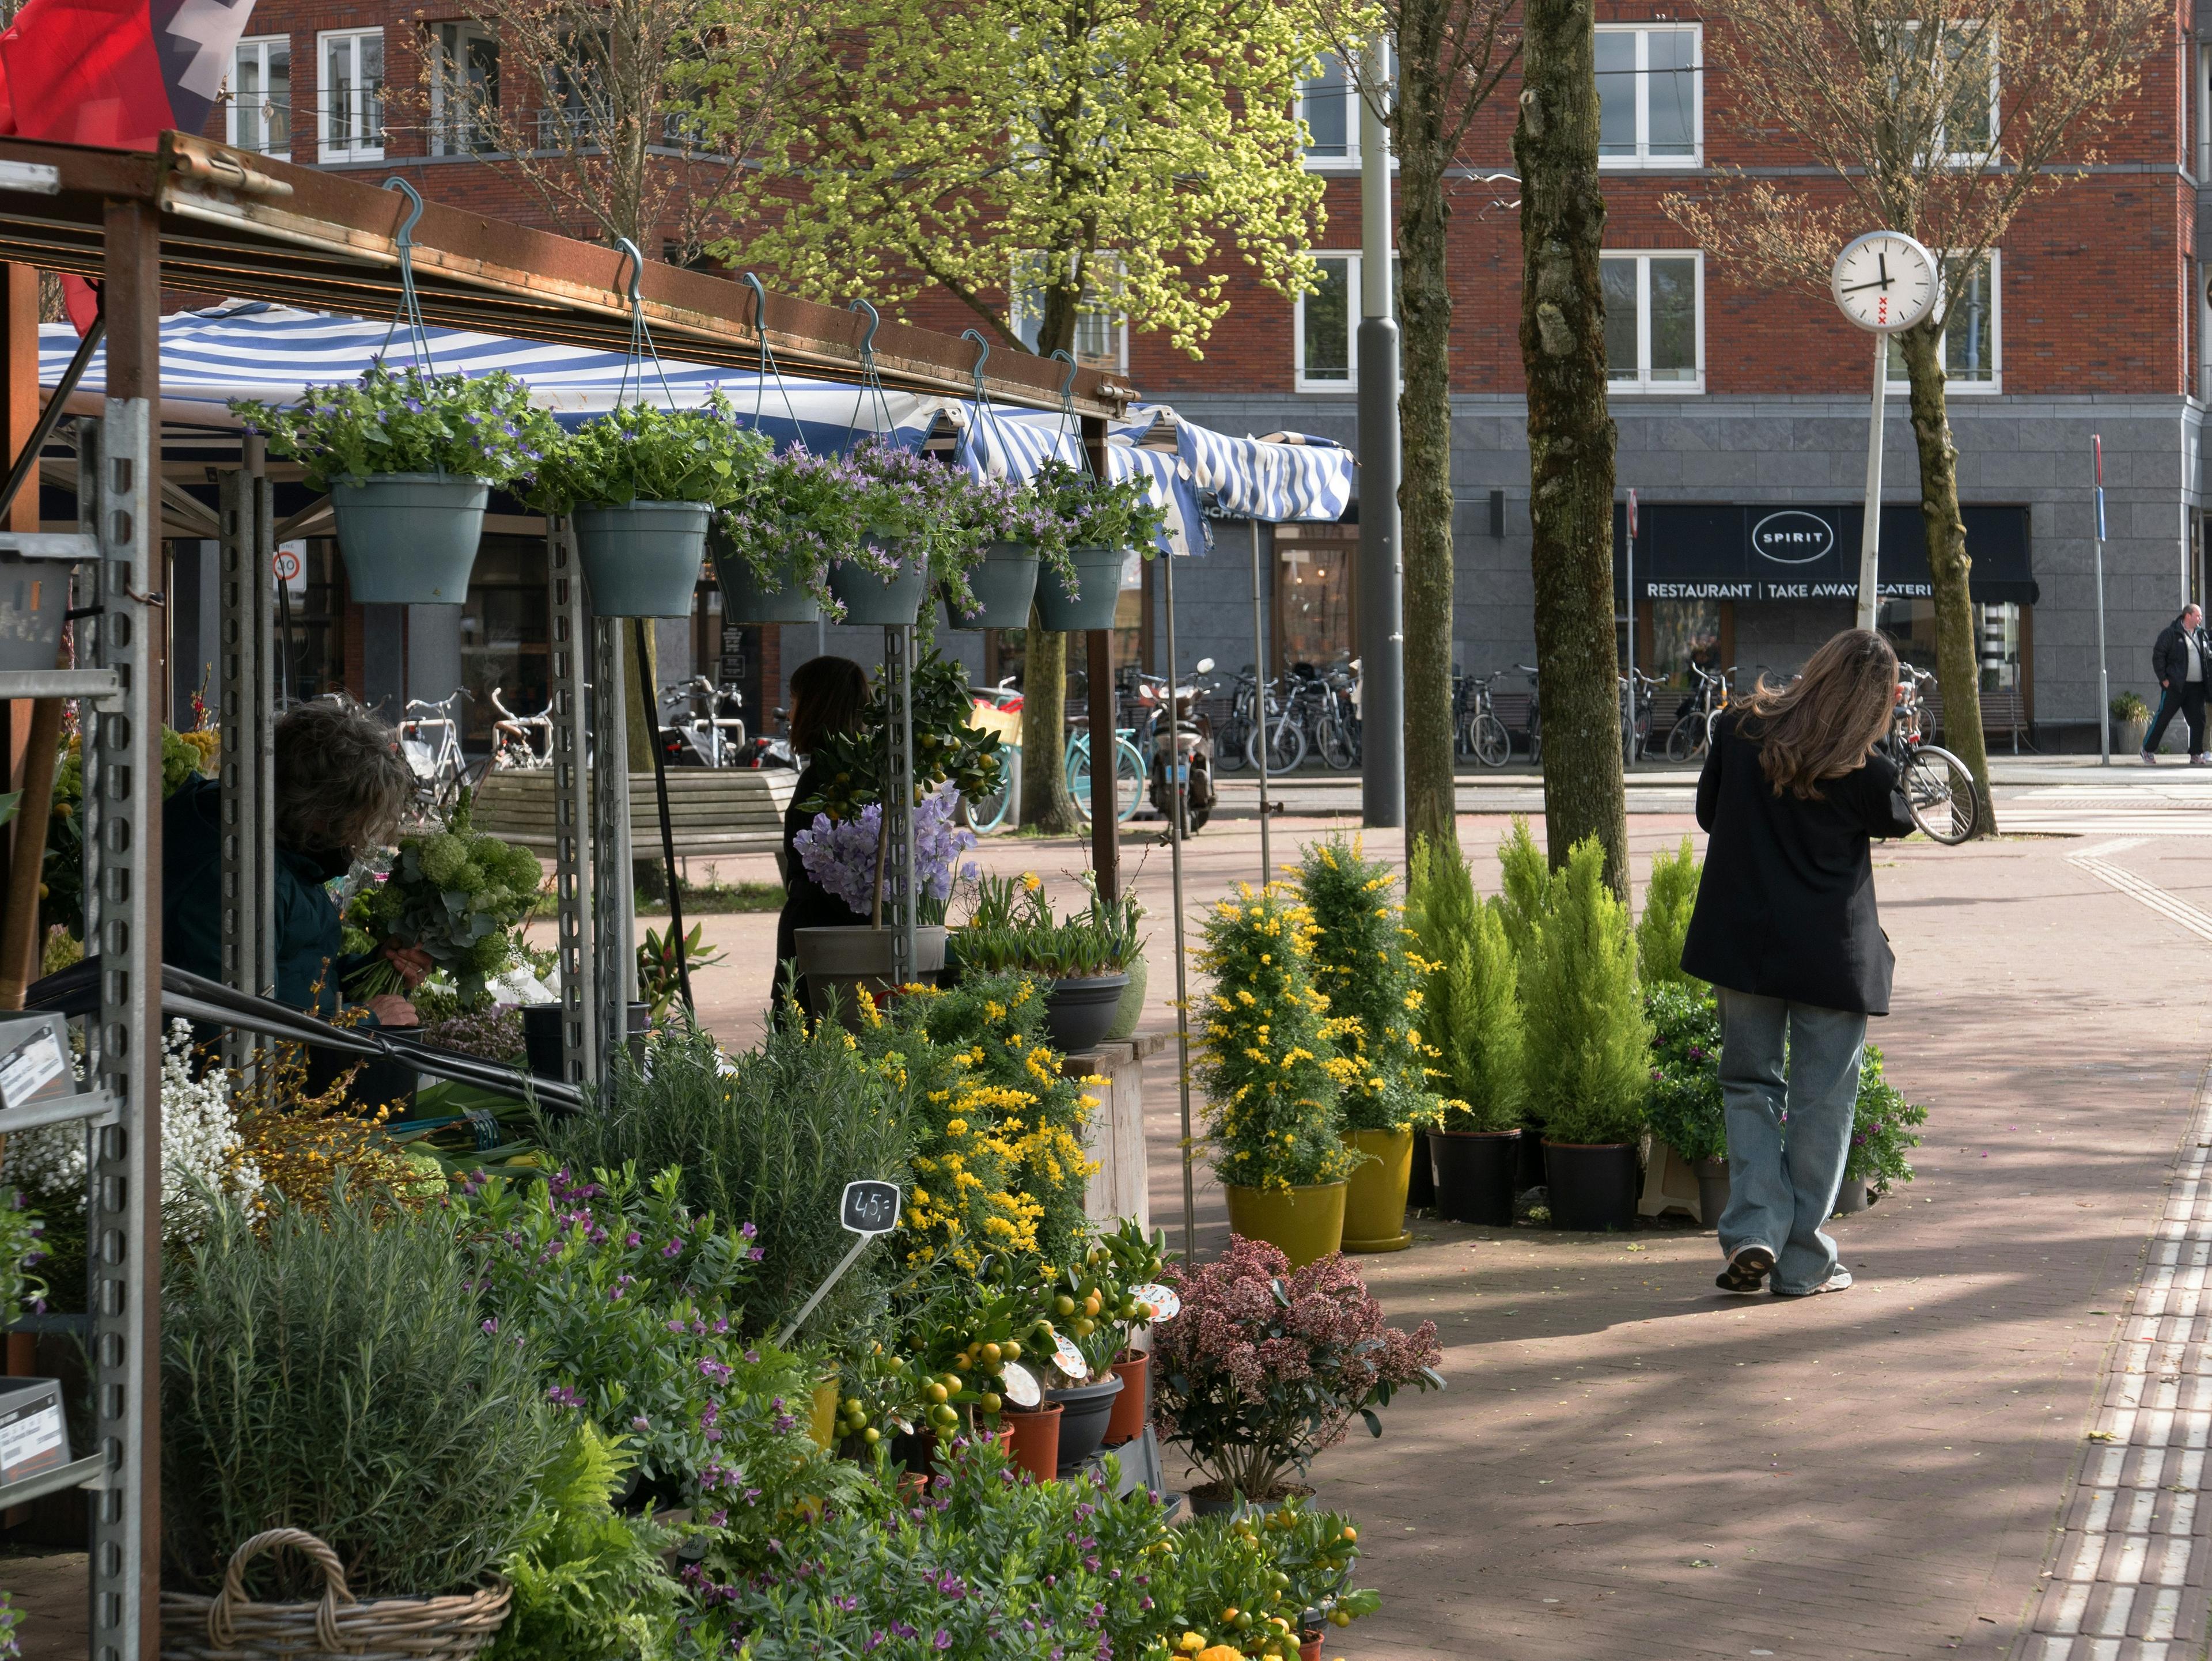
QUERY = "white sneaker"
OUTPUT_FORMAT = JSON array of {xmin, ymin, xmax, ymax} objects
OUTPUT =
[
  {"xmin": 1774, "ymin": 1266, "xmax": 1853, "ymax": 1298},
  {"xmin": 2142, "ymin": 750, "xmax": 2159, "ymax": 764}
]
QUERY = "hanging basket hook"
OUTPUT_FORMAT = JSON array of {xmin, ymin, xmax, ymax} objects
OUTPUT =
[
  {"xmin": 612, "ymin": 236, "xmax": 646, "ymax": 306},
  {"xmin": 1052, "ymin": 348, "xmax": 1078, "ymax": 401},
  {"xmin": 849, "ymin": 297, "xmax": 881, "ymax": 361},
  {"xmin": 376, "ymin": 177, "xmax": 433, "ymax": 373},
  {"xmin": 845, "ymin": 298, "xmax": 892, "ymax": 445},
  {"xmin": 381, "ymin": 176, "xmax": 425, "ymax": 247},
  {"xmin": 961, "ymin": 327, "xmax": 991, "ymax": 389},
  {"xmin": 740, "ymin": 271, "xmax": 804, "ymax": 442}
]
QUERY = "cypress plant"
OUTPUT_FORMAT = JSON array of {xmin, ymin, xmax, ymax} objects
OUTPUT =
[
  {"xmin": 1635, "ymin": 836, "xmax": 1704, "ymax": 986},
  {"xmin": 1495, "ymin": 815, "xmax": 1553, "ymax": 962},
  {"xmin": 1520, "ymin": 837, "xmax": 1652, "ymax": 1146},
  {"xmin": 1407, "ymin": 839, "xmax": 1527, "ymax": 1134}
]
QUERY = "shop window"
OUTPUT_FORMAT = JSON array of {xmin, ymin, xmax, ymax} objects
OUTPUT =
[
  {"xmin": 1877, "ymin": 597, "xmax": 2023, "ymax": 693},
  {"xmin": 459, "ymin": 536, "xmax": 550, "ymax": 750},
  {"xmin": 1602, "ymin": 252, "xmax": 1703, "ymax": 392},
  {"xmin": 1645, "ymin": 598, "xmax": 1725, "ymax": 695},
  {"xmin": 284, "ymin": 540, "xmax": 348, "ymax": 703},
  {"xmin": 1596, "ymin": 26, "xmax": 1700, "ymax": 167},
  {"xmin": 1888, "ymin": 252, "xmax": 1999, "ymax": 390},
  {"xmin": 1276, "ymin": 540, "xmax": 1356, "ymax": 671},
  {"xmin": 228, "ymin": 37, "xmax": 291, "ymax": 158},
  {"xmin": 319, "ymin": 28, "xmax": 385, "ymax": 162}
]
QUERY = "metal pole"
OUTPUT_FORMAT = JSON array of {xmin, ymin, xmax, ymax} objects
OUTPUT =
[
  {"xmin": 2095, "ymin": 434, "xmax": 2111, "ymax": 765},
  {"xmin": 882, "ymin": 623, "xmax": 916, "ymax": 986},
  {"xmin": 634, "ymin": 619, "xmax": 692, "ymax": 1013},
  {"xmin": 1356, "ymin": 37, "xmax": 1404, "ymax": 829},
  {"xmin": 1083, "ymin": 414, "xmax": 1119, "ymax": 901},
  {"xmin": 1251, "ymin": 520, "xmax": 1271, "ymax": 882},
  {"xmin": 548, "ymin": 521, "xmax": 596, "ymax": 1079},
  {"xmin": 1856, "ymin": 336, "xmax": 1887, "ymax": 632},
  {"xmin": 1162, "ymin": 543, "xmax": 1196, "ymax": 1263},
  {"xmin": 590, "ymin": 613, "xmax": 633, "ymax": 1086},
  {"xmin": 1623, "ymin": 491, "xmax": 1634, "ymax": 765}
]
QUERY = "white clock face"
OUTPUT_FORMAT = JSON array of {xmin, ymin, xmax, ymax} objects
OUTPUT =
[{"xmin": 1830, "ymin": 232, "xmax": 1940, "ymax": 334}]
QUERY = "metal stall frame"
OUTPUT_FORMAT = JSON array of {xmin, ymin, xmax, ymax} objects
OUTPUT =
[{"xmin": 0, "ymin": 130, "xmax": 1132, "ymax": 1656}]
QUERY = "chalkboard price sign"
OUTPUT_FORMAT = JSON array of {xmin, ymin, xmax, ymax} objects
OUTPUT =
[{"xmin": 840, "ymin": 1180, "xmax": 902, "ymax": 1237}]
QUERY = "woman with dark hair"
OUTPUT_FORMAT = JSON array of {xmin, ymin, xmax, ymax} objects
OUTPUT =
[
  {"xmin": 1681, "ymin": 629, "xmax": 1918, "ymax": 1300},
  {"xmin": 164, "ymin": 697, "xmax": 427, "ymax": 1027},
  {"xmin": 775, "ymin": 656, "xmax": 872, "ymax": 1008}
]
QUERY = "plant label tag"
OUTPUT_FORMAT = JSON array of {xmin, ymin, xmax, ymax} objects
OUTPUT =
[
  {"xmin": 0, "ymin": 1027, "xmax": 66, "ymax": 1110},
  {"xmin": 840, "ymin": 1180, "xmax": 902, "ymax": 1237},
  {"xmin": 998, "ymin": 1360, "xmax": 1040, "ymax": 1408},
  {"xmin": 0, "ymin": 1382, "xmax": 67, "ymax": 1484},
  {"xmin": 1130, "ymin": 1283, "xmax": 1180, "ymax": 1323},
  {"xmin": 1052, "ymin": 1334, "xmax": 1089, "ymax": 1380}
]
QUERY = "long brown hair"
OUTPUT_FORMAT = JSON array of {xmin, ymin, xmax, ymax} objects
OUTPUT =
[
  {"xmin": 1738, "ymin": 629, "xmax": 1899, "ymax": 800},
  {"xmin": 788, "ymin": 655, "xmax": 869, "ymax": 756}
]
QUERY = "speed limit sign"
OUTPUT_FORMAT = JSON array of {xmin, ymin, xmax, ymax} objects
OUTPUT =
[{"xmin": 272, "ymin": 550, "xmax": 301, "ymax": 583}]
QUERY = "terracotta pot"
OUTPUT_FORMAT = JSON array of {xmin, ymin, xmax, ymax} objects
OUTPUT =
[
  {"xmin": 1004, "ymin": 1401, "xmax": 1063, "ymax": 1482},
  {"xmin": 1224, "ymin": 1181, "xmax": 1346, "ymax": 1269},
  {"xmin": 1103, "ymin": 1351, "xmax": 1150, "ymax": 1447},
  {"xmin": 1300, "ymin": 1637, "xmax": 1322, "ymax": 1661},
  {"xmin": 1429, "ymin": 1128, "xmax": 1520, "ymax": 1226},
  {"xmin": 1340, "ymin": 1127, "xmax": 1414, "ymax": 1253}
]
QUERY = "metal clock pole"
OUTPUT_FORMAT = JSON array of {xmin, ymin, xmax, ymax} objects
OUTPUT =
[
  {"xmin": 2094, "ymin": 435, "xmax": 2111, "ymax": 765},
  {"xmin": 1857, "ymin": 338, "xmax": 1887, "ymax": 632},
  {"xmin": 1830, "ymin": 230, "xmax": 1940, "ymax": 634}
]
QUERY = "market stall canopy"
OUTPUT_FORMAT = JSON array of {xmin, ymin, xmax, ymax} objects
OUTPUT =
[{"xmin": 1612, "ymin": 502, "xmax": 2039, "ymax": 606}]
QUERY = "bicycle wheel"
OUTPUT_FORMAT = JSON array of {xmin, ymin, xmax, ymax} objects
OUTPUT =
[
  {"xmin": 1665, "ymin": 712, "xmax": 1703, "ymax": 763},
  {"xmin": 961, "ymin": 780, "xmax": 1012, "ymax": 834},
  {"xmin": 1068, "ymin": 737, "xmax": 1095, "ymax": 823},
  {"xmin": 1902, "ymin": 745, "xmax": 1979, "ymax": 844},
  {"xmin": 1473, "ymin": 712, "xmax": 1510, "ymax": 768},
  {"xmin": 1317, "ymin": 712, "xmax": 1359, "ymax": 771},
  {"xmin": 1214, "ymin": 718, "xmax": 1250, "ymax": 773},
  {"xmin": 1253, "ymin": 717, "xmax": 1305, "ymax": 773},
  {"xmin": 1113, "ymin": 738, "xmax": 1145, "ymax": 822}
]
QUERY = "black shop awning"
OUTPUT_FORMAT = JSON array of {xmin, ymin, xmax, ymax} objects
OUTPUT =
[{"xmin": 1612, "ymin": 503, "xmax": 2037, "ymax": 605}]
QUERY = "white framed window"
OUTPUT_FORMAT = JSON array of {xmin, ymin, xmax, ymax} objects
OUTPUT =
[
  {"xmin": 430, "ymin": 23, "xmax": 500, "ymax": 156},
  {"xmin": 1601, "ymin": 252, "xmax": 1703, "ymax": 392},
  {"xmin": 1887, "ymin": 20, "xmax": 1997, "ymax": 165},
  {"xmin": 1298, "ymin": 45, "xmax": 1392, "ymax": 169},
  {"xmin": 1293, "ymin": 251, "xmax": 1402, "ymax": 392},
  {"xmin": 319, "ymin": 28, "xmax": 384, "ymax": 162},
  {"xmin": 2196, "ymin": 43, "xmax": 2210, "ymax": 180},
  {"xmin": 1596, "ymin": 25, "xmax": 1700, "ymax": 168},
  {"xmin": 1009, "ymin": 257, "xmax": 1128, "ymax": 370},
  {"xmin": 228, "ymin": 36, "xmax": 291, "ymax": 158},
  {"xmin": 1887, "ymin": 252, "xmax": 1999, "ymax": 392}
]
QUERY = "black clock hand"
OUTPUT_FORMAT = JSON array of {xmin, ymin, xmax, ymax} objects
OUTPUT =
[
  {"xmin": 1839, "ymin": 278, "xmax": 1892, "ymax": 294},
  {"xmin": 1877, "ymin": 251, "xmax": 1891, "ymax": 286}
]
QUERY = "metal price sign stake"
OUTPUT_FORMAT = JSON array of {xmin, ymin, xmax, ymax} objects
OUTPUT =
[{"xmin": 777, "ymin": 1181, "xmax": 903, "ymax": 1347}]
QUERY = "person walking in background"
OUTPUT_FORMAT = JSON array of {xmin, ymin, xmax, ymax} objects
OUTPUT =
[
  {"xmin": 2143, "ymin": 604, "xmax": 2210, "ymax": 764},
  {"xmin": 1680, "ymin": 629, "xmax": 1918, "ymax": 1299}
]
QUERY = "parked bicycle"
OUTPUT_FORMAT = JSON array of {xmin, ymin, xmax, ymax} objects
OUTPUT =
[
  {"xmin": 1214, "ymin": 666, "xmax": 1259, "ymax": 774},
  {"xmin": 656, "ymin": 676, "xmax": 749, "ymax": 768},
  {"xmin": 1620, "ymin": 667, "xmax": 1660, "ymax": 764},
  {"xmin": 398, "ymin": 689, "xmax": 484, "ymax": 824},
  {"xmin": 487, "ymin": 685, "xmax": 555, "ymax": 772},
  {"xmin": 1248, "ymin": 670, "xmax": 1306, "ymax": 773},
  {"xmin": 961, "ymin": 678, "xmax": 1023, "ymax": 833},
  {"xmin": 1880, "ymin": 665, "xmax": 1980, "ymax": 844},
  {"xmin": 1456, "ymin": 670, "xmax": 1512, "ymax": 768},
  {"xmin": 1310, "ymin": 659, "xmax": 1361, "ymax": 771},
  {"xmin": 1068, "ymin": 716, "xmax": 1146, "ymax": 826},
  {"xmin": 1664, "ymin": 662, "xmax": 1735, "ymax": 763}
]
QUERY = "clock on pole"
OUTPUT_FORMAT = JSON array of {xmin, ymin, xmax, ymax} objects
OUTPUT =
[{"xmin": 1831, "ymin": 230, "xmax": 1942, "ymax": 628}]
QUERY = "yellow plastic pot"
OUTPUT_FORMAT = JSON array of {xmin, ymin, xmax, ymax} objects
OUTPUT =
[
  {"xmin": 1340, "ymin": 1128, "xmax": 1414, "ymax": 1253},
  {"xmin": 808, "ymin": 1379, "xmax": 842, "ymax": 1451},
  {"xmin": 1224, "ymin": 1181, "xmax": 1347, "ymax": 1269}
]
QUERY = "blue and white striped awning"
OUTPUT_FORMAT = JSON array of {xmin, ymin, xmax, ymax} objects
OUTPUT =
[{"xmin": 942, "ymin": 401, "xmax": 1207, "ymax": 557}]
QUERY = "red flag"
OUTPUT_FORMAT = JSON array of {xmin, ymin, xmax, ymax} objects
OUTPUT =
[{"xmin": 0, "ymin": 0, "xmax": 259, "ymax": 328}]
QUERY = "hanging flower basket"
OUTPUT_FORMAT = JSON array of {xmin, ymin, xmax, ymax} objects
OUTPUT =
[
  {"xmin": 573, "ymin": 500, "xmax": 713, "ymax": 618},
  {"xmin": 945, "ymin": 541, "xmax": 1041, "ymax": 629},
  {"xmin": 828, "ymin": 536, "xmax": 927, "ymax": 626},
  {"xmin": 710, "ymin": 521, "xmax": 821, "ymax": 624},
  {"xmin": 331, "ymin": 473, "xmax": 490, "ymax": 605},
  {"xmin": 1032, "ymin": 543, "xmax": 1124, "ymax": 631}
]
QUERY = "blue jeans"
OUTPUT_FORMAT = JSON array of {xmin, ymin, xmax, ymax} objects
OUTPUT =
[{"xmin": 1715, "ymin": 988, "xmax": 1868, "ymax": 1295}]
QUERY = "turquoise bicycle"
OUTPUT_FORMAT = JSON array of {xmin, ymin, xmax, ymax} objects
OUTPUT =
[{"xmin": 959, "ymin": 722, "xmax": 1143, "ymax": 832}]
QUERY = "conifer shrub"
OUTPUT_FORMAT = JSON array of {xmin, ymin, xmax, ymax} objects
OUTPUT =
[
  {"xmin": 1406, "ymin": 839, "xmax": 1526, "ymax": 1134},
  {"xmin": 1636, "ymin": 836, "xmax": 1703, "ymax": 986},
  {"xmin": 1521, "ymin": 838, "xmax": 1652, "ymax": 1147},
  {"xmin": 1495, "ymin": 816, "xmax": 1552, "ymax": 961}
]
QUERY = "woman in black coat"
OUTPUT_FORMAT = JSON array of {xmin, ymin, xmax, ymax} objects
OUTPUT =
[
  {"xmin": 773, "ymin": 655, "xmax": 872, "ymax": 1013},
  {"xmin": 1680, "ymin": 628, "xmax": 1917, "ymax": 1300}
]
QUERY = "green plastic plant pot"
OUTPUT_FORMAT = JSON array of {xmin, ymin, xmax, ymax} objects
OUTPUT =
[
  {"xmin": 573, "ymin": 500, "xmax": 713, "ymax": 617},
  {"xmin": 1043, "ymin": 973, "xmax": 1128, "ymax": 1056},
  {"xmin": 1222, "ymin": 1180, "xmax": 1346, "ymax": 1269},
  {"xmin": 330, "ymin": 472, "xmax": 488, "ymax": 604},
  {"xmin": 828, "ymin": 541, "xmax": 927, "ymax": 626},
  {"xmin": 710, "ymin": 521, "xmax": 820, "ymax": 624},
  {"xmin": 1032, "ymin": 544, "xmax": 1124, "ymax": 631},
  {"xmin": 945, "ymin": 541, "xmax": 1041, "ymax": 629},
  {"xmin": 1339, "ymin": 1127, "xmax": 1414, "ymax": 1253},
  {"xmin": 0, "ymin": 555, "xmax": 70, "ymax": 673},
  {"xmin": 1103, "ymin": 952, "xmax": 1147, "ymax": 1042}
]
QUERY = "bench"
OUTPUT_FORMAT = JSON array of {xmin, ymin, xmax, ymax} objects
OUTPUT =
[
  {"xmin": 1919, "ymin": 684, "xmax": 2030, "ymax": 754},
  {"xmin": 472, "ymin": 768, "xmax": 796, "ymax": 858}
]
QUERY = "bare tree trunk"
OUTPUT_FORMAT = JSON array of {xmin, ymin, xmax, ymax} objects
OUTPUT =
[
  {"xmin": 1897, "ymin": 323, "xmax": 1998, "ymax": 835},
  {"xmin": 1514, "ymin": 0, "xmax": 1628, "ymax": 895},
  {"xmin": 1018, "ymin": 627, "xmax": 1080, "ymax": 831},
  {"xmin": 1396, "ymin": 0, "xmax": 1460, "ymax": 859}
]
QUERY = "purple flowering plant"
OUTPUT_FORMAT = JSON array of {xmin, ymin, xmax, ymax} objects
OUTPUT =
[
  {"xmin": 794, "ymin": 791, "xmax": 978, "ymax": 924},
  {"xmin": 230, "ymin": 363, "xmax": 559, "ymax": 491}
]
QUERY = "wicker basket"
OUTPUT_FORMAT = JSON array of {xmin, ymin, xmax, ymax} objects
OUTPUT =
[{"xmin": 160, "ymin": 1528, "xmax": 510, "ymax": 1660}]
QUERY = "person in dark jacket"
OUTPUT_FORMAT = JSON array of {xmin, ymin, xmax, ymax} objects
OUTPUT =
[
  {"xmin": 165, "ymin": 699, "xmax": 427, "ymax": 1028},
  {"xmin": 774, "ymin": 655, "xmax": 872, "ymax": 1012},
  {"xmin": 1680, "ymin": 629, "xmax": 1918, "ymax": 1299},
  {"xmin": 2142, "ymin": 604, "xmax": 2210, "ymax": 764}
]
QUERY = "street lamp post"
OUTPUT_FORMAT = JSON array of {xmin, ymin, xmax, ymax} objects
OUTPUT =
[{"xmin": 1357, "ymin": 38, "xmax": 1403, "ymax": 829}]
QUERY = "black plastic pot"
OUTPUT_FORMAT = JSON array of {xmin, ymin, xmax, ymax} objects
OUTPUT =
[
  {"xmin": 522, "ymin": 1001, "xmax": 649, "ymax": 1080},
  {"xmin": 1832, "ymin": 1178, "xmax": 1873, "ymax": 1216},
  {"xmin": 1046, "ymin": 1373, "xmax": 1125, "ymax": 1475},
  {"xmin": 1044, "ymin": 974, "xmax": 1130, "ymax": 1056},
  {"xmin": 1429, "ymin": 1129, "xmax": 1520, "ymax": 1227},
  {"xmin": 1542, "ymin": 1140, "xmax": 1640, "ymax": 1231},
  {"xmin": 1516, "ymin": 1127, "xmax": 1548, "ymax": 1193},
  {"xmin": 1406, "ymin": 1132, "xmax": 1435, "ymax": 1211},
  {"xmin": 1695, "ymin": 1157, "xmax": 1730, "ymax": 1233}
]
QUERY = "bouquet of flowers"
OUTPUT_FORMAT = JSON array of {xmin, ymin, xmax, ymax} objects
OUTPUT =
[
  {"xmin": 347, "ymin": 792, "xmax": 546, "ymax": 1005},
  {"xmin": 793, "ymin": 790, "xmax": 976, "ymax": 923}
]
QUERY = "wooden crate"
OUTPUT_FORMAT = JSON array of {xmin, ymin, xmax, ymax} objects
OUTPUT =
[{"xmin": 472, "ymin": 768, "xmax": 797, "ymax": 857}]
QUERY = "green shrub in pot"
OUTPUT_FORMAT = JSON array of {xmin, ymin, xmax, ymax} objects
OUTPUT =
[
  {"xmin": 1635, "ymin": 836, "xmax": 1703, "ymax": 987},
  {"xmin": 1643, "ymin": 982, "xmax": 1724, "ymax": 1163},
  {"xmin": 1027, "ymin": 459, "xmax": 1167, "ymax": 630},
  {"xmin": 161, "ymin": 1184, "xmax": 563, "ymax": 1599},
  {"xmin": 1520, "ymin": 837, "xmax": 1651, "ymax": 1147},
  {"xmin": 1407, "ymin": 839, "xmax": 1525, "ymax": 1135}
]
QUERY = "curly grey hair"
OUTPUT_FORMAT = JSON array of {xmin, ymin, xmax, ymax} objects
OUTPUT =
[{"xmin": 273, "ymin": 699, "xmax": 415, "ymax": 854}]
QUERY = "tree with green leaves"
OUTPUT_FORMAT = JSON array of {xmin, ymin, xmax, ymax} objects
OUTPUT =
[{"xmin": 719, "ymin": 0, "xmax": 1327, "ymax": 830}]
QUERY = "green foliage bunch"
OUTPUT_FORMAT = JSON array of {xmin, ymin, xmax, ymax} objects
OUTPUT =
[
  {"xmin": 1138, "ymin": 1501, "xmax": 1378, "ymax": 1657},
  {"xmin": 1642, "ymin": 984, "xmax": 1725, "ymax": 1164},
  {"xmin": 524, "ymin": 392, "xmax": 771, "ymax": 510},
  {"xmin": 1028, "ymin": 459, "xmax": 1171, "ymax": 553},
  {"xmin": 484, "ymin": 1424, "xmax": 681, "ymax": 1661},
  {"xmin": 1636, "ymin": 836, "xmax": 1704, "ymax": 986},
  {"xmin": 0, "ymin": 1190, "xmax": 44, "ymax": 1319},
  {"xmin": 1849, "ymin": 1043, "xmax": 1930, "ymax": 1191},
  {"xmin": 1520, "ymin": 837, "xmax": 1653, "ymax": 1146},
  {"xmin": 347, "ymin": 790, "xmax": 544, "ymax": 1004},
  {"xmin": 1495, "ymin": 816, "xmax": 1553, "ymax": 961},
  {"xmin": 1406, "ymin": 840, "xmax": 1526, "ymax": 1134},
  {"xmin": 232, "ymin": 365, "xmax": 559, "ymax": 490},
  {"xmin": 546, "ymin": 1016, "xmax": 914, "ymax": 1339},
  {"xmin": 1195, "ymin": 885, "xmax": 1358, "ymax": 1191},
  {"xmin": 162, "ymin": 1186, "xmax": 562, "ymax": 1598},
  {"xmin": 2113, "ymin": 690, "xmax": 2150, "ymax": 722},
  {"xmin": 800, "ymin": 646, "xmax": 1006, "ymax": 824},
  {"xmin": 950, "ymin": 872, "xmax": 1139, "ymax": 979},
  {"xmin": 636, "ymin": 921, "xmax": 727, "ymax": 1020},
  {"xmin": 1295, "ymin": 836, "xmax": 1445, "ymax": 1136}
]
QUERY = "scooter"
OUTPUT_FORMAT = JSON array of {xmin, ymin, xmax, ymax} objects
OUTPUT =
[{"xmin": 1144, "ymin": 656, "xmax": 1217, "ymax": 836}]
